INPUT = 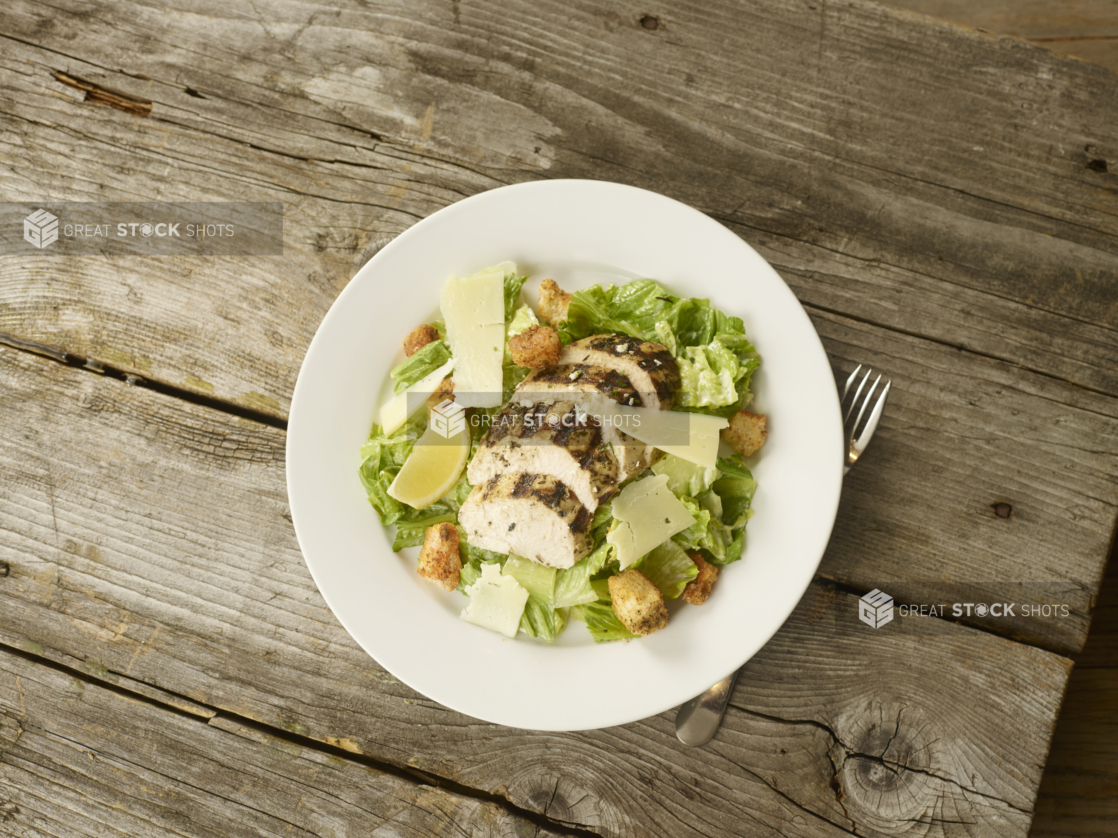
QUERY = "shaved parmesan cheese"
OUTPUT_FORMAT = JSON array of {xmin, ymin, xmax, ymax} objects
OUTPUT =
[
  {"xmin": 603, "ymin": 404, "xmax": 729, "ymax": 468},
  {"xmin": 460, "ymin": 563, "xmax": 529, "ymax": 638},
  {"xmin": 607, "ymin": 474, "xmax": 696, "ymax": 569},
  {"xmin": 440, "ymin": 264, "xmax": 510, "ymax": 408},
  {"xmin": 378, "ymin": 358, "xmax": 455, "ymax": 435}
]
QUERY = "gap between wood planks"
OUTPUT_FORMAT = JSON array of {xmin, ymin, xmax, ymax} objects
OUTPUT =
[
  {"xmin": 0, "ymin": 330, "xmax": 1102, "ymax": 658},
  {"xmin": 0, "ymin": 332, "xmax": 288, "ymax": 430},
  {"xmin": 0, "ymin": 638, "xmax": 605, "ymax": 838}
]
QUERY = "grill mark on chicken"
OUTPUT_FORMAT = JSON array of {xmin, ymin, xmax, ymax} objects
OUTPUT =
[
  {"xmin": 569, "ymin": 505, "xmax": 592, "ymax": 534},
  {"xmin": 522, "ymin": 366, "xmax": 644, "ymax": 407},
  {"xmin": 459, "ymin": 334, "xmax": 677, "ymax": 568},
  {"xmin": 470, "ymin": 400, "xmax": 619, "ymax": 510},
  {"xmin": 561, "ymin": 335, "xmax": 681, "ymax": 408},
  {"xmin": 459, "ymin": 472, "xmax": 596, "ymax": 566}
]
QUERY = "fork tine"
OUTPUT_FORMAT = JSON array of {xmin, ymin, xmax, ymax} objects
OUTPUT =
[
  {"xmin": 851, "ymin": 380, "xmax": 890, "ymax": 456},
  {"xmin": 844, "ymin": 368, "xmax": 873, "ymax": 423},
  {"xmin": 850, "ymin": 373, "xmax": 881, "ymax": 433},
  {"xmin": 842, "ymin": 364, "xmax": 863, "ymax": 400}
]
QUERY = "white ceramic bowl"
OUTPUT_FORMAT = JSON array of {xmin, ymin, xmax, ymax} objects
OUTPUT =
[{"xmin": 286, "ymin": 180, "xmax": 843, "ymax": 731}]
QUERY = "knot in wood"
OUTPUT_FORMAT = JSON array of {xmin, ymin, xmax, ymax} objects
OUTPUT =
[
  {"xmin": 832, "ymin": 702, "xmax": 942, "ymax": 829},
  {"xmin": 525, "ymin": 787, "xmax": 572, "ymax": 821}
]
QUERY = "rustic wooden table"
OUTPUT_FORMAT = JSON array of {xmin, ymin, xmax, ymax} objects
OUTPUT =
[{"xmin": 2, "ymin": 1, "xmax": 1116, "ymax": 836}]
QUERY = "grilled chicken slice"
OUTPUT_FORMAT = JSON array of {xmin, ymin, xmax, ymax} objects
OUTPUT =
[
  {"xmin": 520, "ymin": 365, "xmax": 653, "ymax": 480},
  {"xmin": 467, "ymin": 400, "xmax": 618, "ymax": 511},
  {"xmin": 560, "ymin": 335, "xmax": 681, "ymax": 409},
  {"xmin": 458, "ymin": 473, "xmax": 594, "ymax": 568},
  {"xmin": 522, "ymin": 365, "xmax": 645, "ymax": 407}
]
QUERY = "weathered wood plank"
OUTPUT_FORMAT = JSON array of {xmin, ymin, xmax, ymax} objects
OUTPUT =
[
  {"xmin": 1, "ymin": 0, "xmax": 1117, "ymax": 413},
  {"xmin": 811, "ymin": 308, "xmax": 1118, "ymax": 653},
  {"xmin": 0, "ymin": 647, "xmax": 571, "ymax": 838},
  {"xmin": 0, "ymin": 347, "xmax": 1074, "ymax": 836},
  {"xmin": 4, "ymin": 32, "xmax": 1118, "ymax": 654},
  {"xmin": 880, "ymin": 1, "xmax": 1118, "ymax": 73}
]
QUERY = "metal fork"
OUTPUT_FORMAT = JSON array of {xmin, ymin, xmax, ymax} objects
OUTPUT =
[
  {"xmin": 674, "ymin": 364, "xmax": 891, "ymax": 746},
  {"xmin": 842, "ymin": 365, "xmax": 891, "ymax": 476}
]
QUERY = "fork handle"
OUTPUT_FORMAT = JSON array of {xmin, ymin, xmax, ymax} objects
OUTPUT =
[{"xmin": 674, "ymin": 666, "xmax": 743, "ymax": 745}]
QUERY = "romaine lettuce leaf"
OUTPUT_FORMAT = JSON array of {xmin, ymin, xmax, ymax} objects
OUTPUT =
[
  {"xmin": 506, "ymin": 303, "xmax": 538, "ymax": 338},
  {"xmin": 582, "ymin": 601, "xmax": 637, "ymax": 642},
  {"xmin": 554, "ymin": 541, "xmax": 613, "ymax": 608},
  {"xmin": 676, "ymin": 340, "xmax": 742, "ymax": 409},
  {"xmin": 503, "ymin": 556, "xmax": 556, "ymax": 605},
  {"xmin": 639, "ymin": 540, "xmax": 699, "ymax": 600},
  {"xmin": 673, "ymin": 495, "xmax": 735, "ymax": 564},
  {"xmin": 651, "ymin": 454, "xmax": 720, "ymax": 497},
  {"xmin": 390, "ymin": 339, "xmax": 451, "ymax": 395},
  {"xmin": 712, "ymin": 455, "xmax": 757, "ymax": 526},
  {"xmin": 504, "ymin": 272, "xmax": 528, "ymax": 321},
  {"xmin": 358, "ymin": 414, "xmax": 427, "ymax": 525},
  {"xmin": 519, "ymin": 594, "xmax": 566, "ymax": 642},
  {"xmin": 392, "ymin": 513, "xmax": 457, "ymax": 550}
]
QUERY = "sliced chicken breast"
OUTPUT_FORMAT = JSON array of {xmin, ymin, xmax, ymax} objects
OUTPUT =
[
  {"xmin": 458, "ymin": 473, "xmax": 594, "ymax": 568},
  {"xmin": 560, "ymin": 335, "xmax": 681, "ymax": 409},
  {"xmin": 519, "ymin": 365, "xmax": 653, "ymax": 481},
  {"xmin": 467, "ymin": 400, "xmax": 618, "ymax": 511}
]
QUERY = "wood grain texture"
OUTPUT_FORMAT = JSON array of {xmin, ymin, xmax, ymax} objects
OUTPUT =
[
  {"xmin": 1, "ymin": 0, "xmax": 1117, "ymax": 407},
  {"xmin": 0, "ymin": 346, "xmax": 1075, "ymax": 837},
  {"xmin": 811, "ymin": 309, "xmax": 1118, "ymax": 654},
  {"xmin": 2, "ymin": 3, "xmax": 1117, "ymax": 655},
  {"xmin": 881, "ymin": 1, "xmax": 1118, "ymax": 73},
  {"xmin": 0, "ymin": 646, "xmax": 569, "ymax": 838}
]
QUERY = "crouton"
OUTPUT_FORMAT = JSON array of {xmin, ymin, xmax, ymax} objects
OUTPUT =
[
  {"xmin": 403, "ymin": 324, "xmax": 440, "ymax": 357},
  {"xmin": 608, "ymin": 569, "xmax": 669, "ymax": 636},
  {"xmin": 681, "ymin": 552, "xmax": 719, "ymax": 605},
  {"xmin": 508, "ymin": 325, "xmax": 562, "ymax": 369},
  {"xmin": 722, "ymin": 410, "xmax": 768, "ymax": 457},
  {"xmin": 425, "ymin": 376, "xmax": 455, "ymax": 411},
  {"xmin": 538, "ymin": 278, "xmax": 572, "ymax": 327},
  {"xmin": 417, "ymin": 522, "xmax": 461, "ymax": 592}
]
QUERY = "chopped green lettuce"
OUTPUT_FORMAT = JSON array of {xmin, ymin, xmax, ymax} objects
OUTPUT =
[
  {"xmin": 676, "ymin": 340, "xmax": 743, "ymax": 409},
  {"xmin": 651, "ymin": 454, "xmax": 720, "ymax": 497},
  {"xmin": 390, "ymin": 339, "xmax": 451, "ymax": 395},
  {"xmin": 582, "ymin": 601, "xmax": 637, "ymax": 642},
  {"xmin": 673, "ymin": 495, "xmax": 737, "ymax": 564},
  {"xmin": 504, "ymin": 272, "xmax": 528, "ymax": 321},
  {"xmin": 458, "ymin": 535, "xmax": 508, "ymax": 567},
  {"xmin": 506, "ymin": 303, "xmax": 538, "ymax": 339},
  {"xmin": 503, "ymin": 556, "xmax": 556, "ymax": 606},
  {"xmin": 554, "ymin": 542, "xmax": 613, "ymax": 608},
  {"xmin": 392, "ymin": 513, "xmax": 456, "ymax": 551},
  {"xmin": 519, "ymin": 595, "xmax": 566, "ymax": 642},
  {"xmin": 358, "ymin": 414, "xmax": 425, "ymax": 525},
  {"xmin": 712, "ymin": 455, "xmax": 758, "ymax": 526},
  {"xmin": 639, "ymin": 540, "xmax": 700, "ymax": 600}
]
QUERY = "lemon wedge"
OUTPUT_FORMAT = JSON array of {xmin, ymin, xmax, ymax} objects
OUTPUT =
[{"xmin": 387, "ymin": 412, "xmax": 471, "ymax": 509}]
